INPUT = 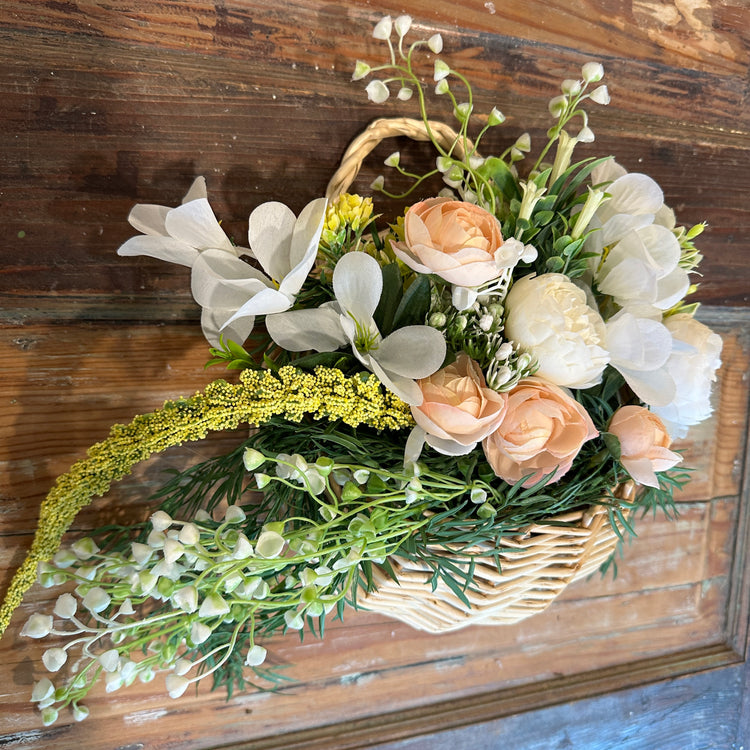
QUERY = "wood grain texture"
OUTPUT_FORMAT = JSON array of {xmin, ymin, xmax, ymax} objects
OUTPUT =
[{"xmin": 0, "ymin": 0, "xmax": 748, "ymax": 313}]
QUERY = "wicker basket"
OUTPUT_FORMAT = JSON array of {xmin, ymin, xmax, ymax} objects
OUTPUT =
[
  {"xmin": 358, "ymin": 482, "xmax": 634, "ymax": 632},
  {"xmin": 327, "ymin": 119, "xmax": 634, "ymax": 632}
]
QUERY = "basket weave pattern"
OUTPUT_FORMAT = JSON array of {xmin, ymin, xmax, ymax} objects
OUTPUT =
[{"xmin": 359, "ymin": 483, "xmax": 635, "ymax": 633}]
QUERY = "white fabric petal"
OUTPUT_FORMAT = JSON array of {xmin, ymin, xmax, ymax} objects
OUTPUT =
[
  {"xmin": 591, "ymin": 159, "xmax": 627, "ymax": 185},
  {"xmin": 607, "ymin": 312, "xmax": 672, "ymax": 371},
  {"xmin": 637, "ymin": 224, "xmax": 681, "ymax": 276},
  {"xmin": 164, "ymin": 199, "xmax": 235, "ymax": 253},
  {"xmin": 288, "ymin": 197, "xmax": 328, "ymax": 272},
  {"xmin": 201, "ymin": 307, "xmax": 255, "ymax": 347},
  {"xmin": 424, "ymin": 433, "xmax": 477, "ymax": 456},
  {"xmin": 451, "ymin": 285, "xmax": 478, "ymax": 311},
  {"xmin": 375, "ymin": 326, "xmax": 446, "ymax": 379},
  {"xmin": 191, "ymin": 250, "xmax": 273, "ymax": 308},
  {"xmin": 221, "ymin": 288, "xmax": 294, "ymax": 328},
  {"xmin": 248, "ymin": 202, "xmax": 297, "ymax": 281},
  {"xmin": 128, "ymin": 204, "xmax": 170, "ymax": 236},
  {"xmin": 655, "ymin": 267, "xmax": 690, "ymax": 310},
  {"xmin": 117, "ymin": 235, "xmax": 199, "ymax": 267},
  {"xmin": 599, "ymin": 173, "xmax": 663, "ymax": 223},
  {"xmin": 265, "ymin": 306, "xmax": 348, "ymax": 352},
  {"xmin": 617, "ymin": 364, "xmax": 676, "ymax": 408},
  {"xmin": 333, "ymin": 252, "xmax": 383, "ymax": 321},
  {"xmin": 181, "ymin": 177, "xmax": 208, "ymax": 204},
  {"xmin": 404, "ymin": 426, "xmax": 426, "ymax": 467},
  {"xmin": 368, "ymin": 356, "xmax": 424, "ymax": 405}
]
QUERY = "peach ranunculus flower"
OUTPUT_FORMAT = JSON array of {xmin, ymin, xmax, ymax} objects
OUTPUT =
[
  {"xmin": 482, "ymin": 377, "xmax": 598, "ymax": 487},
  {"xmin": 391, "ymin": 197, "xmax": 528, "ymax": 289},
  {"xmin": 608, "ymin": 405, "xmax": 681, "ymax": 488},
  {"xmin": 412, "ymin": 353, "xmax": 508, "ymax": 454}
]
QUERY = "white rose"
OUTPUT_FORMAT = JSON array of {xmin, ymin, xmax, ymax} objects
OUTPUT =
[
  {"xmin": 651, "ymin": 314, "xmax": 722, "ymax": 438},
  {"xmin": 504, "ymin": 273, "xmax": 609, "ymax": 389}
]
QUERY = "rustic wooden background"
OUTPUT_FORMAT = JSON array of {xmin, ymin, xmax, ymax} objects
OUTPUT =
[{"xmin": 1, "ymin": 1, "xmax": 748, "ymax": 748}]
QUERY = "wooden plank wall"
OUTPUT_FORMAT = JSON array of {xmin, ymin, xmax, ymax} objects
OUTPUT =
[{"xmin": 1, "ymin": 2, "xmax": 748, "ymax": 748}]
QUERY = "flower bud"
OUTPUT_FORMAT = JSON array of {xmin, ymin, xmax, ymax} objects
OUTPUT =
[
  {"xmin": 198, "ymin": 592, "xmax": 230, "ymax": 618},
  {"xmin": 82, "ymin": 586, "xmax": 111, "ymax": 613},
  {"xmin": 589, "ymin": 84, "xmax": 610, "ymax": 105},
  {"xmin": 372, "ymin": 15, "xmax": 392, "ymax": 40},
  {"xmin": 53, "ymin": 593, "xmax": 77, "ymax": 619},
  {"xmin": 352, "ymin": 60, "xmax": 371, "ymax": 81},
  {"xmin": 22, "ymin": 613, "xmax": 53, "ymax": 639},
  {"xmin": 488, "ymin": 107, "xmax": 505, "ymax": 126},
  {"xmin": 365, "ymin": 80, "xmax": 389, "ymax": 104},
  {"xmin": 428, "ymin": 33, "xmax": 443, "ymax": 53},
  {"xmin": 242, "ymin": 448, "xmax": 265, "ymax": 471},
  {"xmin": 42, "ymin": 648, "xmax": 67, "ymax": 672},
  {"xmin": 397, "ymin": 87, "xmax": 413, "ymax": 101},
  {"xmin": 434, "ymin": 59, "xmax": 451, "ymax": 82},
  {"xmin": 190, "ymin": 621, "xmax": 212, "ymax": 645},
  {"xmin": 172, "ymin": 585, "xmax": 198, "ymax": 613},
  {"xmin": 166, "ymin": 674, "xmax": 190, "ymax": 699},
  {"xmin": 150, "ymin": 510, "xmax": 173, "ymax": 532},
  {"xmin": 71, "ymin": 537, "xmax": 100, "ymax": 560},
  {"xmin": 245, "ymin": 644, "xmax": 268, "ymax": 666},
  {"xmin": 223, "ymin": 505, "xmax": 246, "ymax": 524},
  {"xmin": 394, "ymin": 14, "xmax": 412, "ymax": 37},
  {"xmin": 582, "ymin": 61, "xmax": 604, "ymax": 82}
]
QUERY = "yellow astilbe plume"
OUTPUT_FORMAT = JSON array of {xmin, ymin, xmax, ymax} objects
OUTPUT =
[{"xmin": 0, "ymin": 366, "xmax": 412, "ymax": 637}]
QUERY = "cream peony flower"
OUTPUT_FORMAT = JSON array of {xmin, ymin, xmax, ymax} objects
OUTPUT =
[
  {"xmin": 608, "ymin": 405, "xmax": 681, "ymax": 488},
  {"xmin": 411, "ymin": 354, "xmax": 508, "ymax": 455},
  {"xmin": 651, "ymin": 314, "xmax": 723, "ymax": 438},
  {"xmin": 482, "ymin": 377, "xmax": 598, "ymax": 487},
  {"xmin": 504, "ymin": 273, "xmax": 609, "ymax": 389}
]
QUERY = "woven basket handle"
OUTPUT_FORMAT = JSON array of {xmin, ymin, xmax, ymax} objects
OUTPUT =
[{"xmin": 326, "ymin": 116, "xmax": 474, "ymax": 201}]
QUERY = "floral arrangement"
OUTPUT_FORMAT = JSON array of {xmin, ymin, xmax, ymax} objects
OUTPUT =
[{"xmin": 2, "ymin": 15, "xmax": 723, "ymax": 727}]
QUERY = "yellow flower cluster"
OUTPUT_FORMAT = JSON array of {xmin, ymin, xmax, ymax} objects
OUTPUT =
[
  {"xmin": 0, "ymin": 367, "xmax": 412, "ymax": 636},
  {"xmin": 324, "ymin": 193, "xmax": 374, "ymax": 234}
]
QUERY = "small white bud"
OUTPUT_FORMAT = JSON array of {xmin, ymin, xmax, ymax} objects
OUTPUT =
[
  {"xmin": 82, "ymin": 586, "xmax": 111, "ymax": 613},
  {"xmin": 352, "ymin": 469, "xmax": 370, "ymax": 485},
  {"xmin": 178, "ymin": 523, "xmax": 200, "ymax": 546},
  {"xmin": 515, "ymin": 132, "xmax": 531, "ymax": 152},
  {"xmin": 488, "ymin": 107, "xmax": 505, "ymax": 126},
  {"xmin": 194, "ymin": 509, "xmax": 212, "ymax": 522},
  {"xmin": 98, "ymin": 649, "xmax": 120, "ymax": 673},
  {"xmin": 561, "ymin": 78, "xmax": 581, "ymax": 95},
  {"xmin": 372, "ymin": 15, "xmax": 392, "ymax": 40},
  {"xmin": 284, "ymin": 610, "xmax": 304, "ymax": 630},
  {"xmin": 548, "ymin": 95, "xmax": 567, "ymax": 117},
  {"xmin": 71, "ymin": 537, "xmax": 99, "ymax": 560},
  {"xmin": 496, "ymin": 342, "xmax": 514, "ymax": 360},
  {"xmin": 576, "ymin": 126, "xmax": 595, "ymax": 143},
  {"xmin": 352, "ymin": 60, "xmax": 371, "ymax": 81},
  {"xmin": 172, "ymin": 585, "xmax": 198, "ymax": 613},
  {"xmin": 434, "ymin": 59, "xmax": 451, "ymax": 82},
  {"xmin": 582, "ymin": 61, "xmax": 604, "ymax": 83},
  {"xmin": 53, "ymin": 593, "xmax": 77, "ymax": 619},
  {"xmin": 470, "ymin": 487, "xmax": 488, "ymax": 504},
  {"xmin": 365, "ymin": 79, "xmax": 389, "ymax": 104},
  {"xmin": 163, "ymin": 538, "xmax": 185, "ymax": 565},
  {"xmin": 198, "ymin": 592, "xmax": 230, "ymax": 618},
  {"xmin": 255, "ymin": 472, "xmax": 271, "ymax": 488},
  {"xmin": 166, "ymin": 674, "xmax": 190, "ymax": 699},
  {"xmin": 117, "ymin": 598, "xmax": 135, "ymax": 617},
  {"xmin": 131, "ymin": 542, "xmax": 153, "ymax": 565},
  {"xmin": 256, "ymin": 530, "xmax": 285, "ymax": 559},
  {"xmin": 242, "ymin": 447, "xmax": 265, "ymax": 471},
  {"xmin": 589, "ymin": 84, "xmax": 610, "ymax": 105},
  {"xmin": 190, "ymin": 621, "xmax": 212, "ymax": 645},
  {"xmin": 384, "ymin": 151, "xmax": 400, "ymax": 167},
  {"xmin": 22, "ymin": 613, "xmax": 53, "ymax": 639},
  {"xmin": 370, "ymin": 175, "xmax": 385, "ymax": 191},
  {"xmin": 434, "ymin": 78, "xmax": 450, "ymax": 95},
  {"xmin": 31, "ymin": 678, "xmax": 55, "ymax": 702},
  {"xmin": 174, "ymin": 658, "xmax": 193, "ymax": 676},
  {"xmin": 42, "ymin": 648, "xmax": 67, "ymax": 672},
  {"xmin": 428, "ymin": 33, "xmax": 443, "ymax": 54},
  {"xmin": 454, "ymin": 102, "xmax": 472, "ymax": 122},
  {"xmin": 397, "ymin": 86, "xmax": 413, "ymax": 101},
  {"xmin": 105, "ymin": 670, "xmax": 123, "ymax": 693},
  {"xmin": 147, "ymin": 529, "xmax": 166, "ymax": 549},
  {"xmin": 150, "ymin": 510, "xmax": 172, "ymax": 532},
  {"xmin": 72, "ymin": 704, "xmax": 89, "ymax": 722},
  {"xmin": 223, "ymin": 505, "xmax": 246, "ymax": 524},
  {"xmin": 394, "ymin": 14, "xmax": 412, "ymax": 37},
  {"xmin": 478, "ymin": 314, "xmax": 494, "ymax": 331},
  {"xmin": 41, "ymin": 707, "xmax": 59, "ymax": 726},
  {"xmin": 52, "ymin": 549, "xmax": 78, "ymax": 569},
  {"xmin": 245, "ymin": 644, "xmax": 268, "ymax": 666}
]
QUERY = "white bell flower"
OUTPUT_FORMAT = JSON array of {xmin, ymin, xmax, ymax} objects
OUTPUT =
[
  {"xmin": 265, "ymin": 252, "xmax": 446, "ymax": 405},
  {"xmin": 117, "ymin": 177, "xmax": 240, "ymax": 268},
  {"xmin": 190, "ymin": 197, "xmax": 327, "ymax": 345}
]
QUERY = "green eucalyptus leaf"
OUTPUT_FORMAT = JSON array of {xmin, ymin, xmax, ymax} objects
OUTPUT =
[
  {"xmin": 545, "ymin": 256, "xmax": 565, "ymax": 273},
  {"xmin": 602, "ymin": 431, "xmax": 622, "ymax": 460},
  {"xmin": 479, "ymin": 156, "xmax": 521, "ymax": 201}
]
